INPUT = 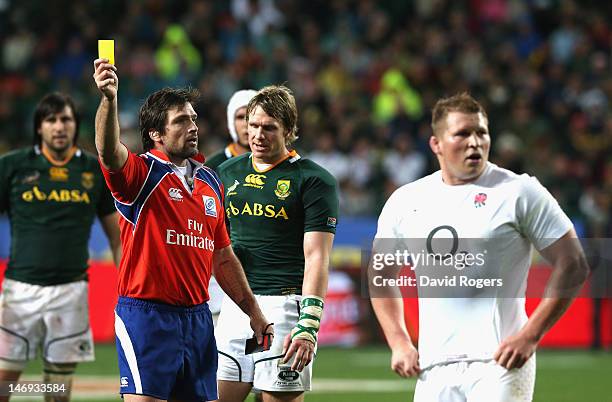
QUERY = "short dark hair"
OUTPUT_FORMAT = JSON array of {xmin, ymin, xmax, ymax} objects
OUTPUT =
[
  {"xmin": 33, "ymin": 92, "xmax": 80, "ymax": 146},
  {"xmin": 246, "ymin": 85, "xmax": 299, "ymax": 145},
  {"xmin": 139, "ymin": 87, "xmax": 200, "ymax": 151},
  {"xmin": 431, "ymin": 92, "xmax": 487, "ymax": 136}
]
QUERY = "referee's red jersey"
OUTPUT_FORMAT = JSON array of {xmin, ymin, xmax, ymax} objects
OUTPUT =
[{"xmin": 101, "ymin": 149, "xmax": 230, "ymax": 306}]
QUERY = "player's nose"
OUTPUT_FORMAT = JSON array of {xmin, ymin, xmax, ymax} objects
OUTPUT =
[
  {"xmin": 467, "ymin": 132, "xmax": 481, "ymax": 147},
  {"xmin": 252, "ymin": 126, "xmax": 264, "ymax": 139},
  {"xmin": 53, "ymin": 120, "xmax": 65, "ymax": 131}
]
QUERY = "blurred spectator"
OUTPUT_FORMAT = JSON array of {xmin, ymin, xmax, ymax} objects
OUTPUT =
[
  {"xmin": 155, "ymin": 24, "xmax": 202, "ymax": 81},
  {"xmin": 52, "ymin": 37, "xmax": 90, "ymax": 80},
  {"xmin": 0, "ymin": 0, "xmax": 610, "ymax": 224},
  {"xmin": 373, "ymin": 68, "xmax": 423, "ymax": 125},
  {"xmin": 493, "ymin": 131, "xmax": 524, "ymax": 173},
  {"xmin": 550, "ymin": 16, "xmax": 583, "ymax": 64},
  {"xmin": 2, "ymin": 27, "xmax": 34, "ymax": 71},
  {"xmin": 231, "ymin": 0, "xmax": 283, "ymax": 38},
  {"xmin": 307, "ymin": 131, "xmax": 350, "ymax": 183},
  {"xmin": 382, "ymin": 134, "xmax": 426, "ymax": 189}
]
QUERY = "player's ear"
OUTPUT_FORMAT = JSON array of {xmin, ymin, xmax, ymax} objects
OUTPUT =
[
  {"xmin": 149, "ymin": 130, "xmax": 162, "ymax": 144},
  {"xmin": 429, "ymin": 135, "xmax": 441, "ymax": 155}
]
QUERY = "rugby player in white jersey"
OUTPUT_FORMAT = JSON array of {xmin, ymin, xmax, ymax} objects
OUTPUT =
[{"xmin": 371, "ymin": 93, "xmax": 589, "ymax": 402}]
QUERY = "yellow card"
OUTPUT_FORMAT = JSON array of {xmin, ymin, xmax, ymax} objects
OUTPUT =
[{"xmin": 98, "ymin": 40, "xmax": 115, "ymax": 65}]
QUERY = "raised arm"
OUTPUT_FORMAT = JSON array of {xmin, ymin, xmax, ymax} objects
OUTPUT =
[
  {"xmin": 93, "ymin": 58, "xmax": 128, "ymax": 170},
  {"xmin": 212, "ymin": 245, "xmax": 271, "ymax": 343},
  {"xmin": 494, "ymin": 228, "xmax": 589, "ymax": 369}
]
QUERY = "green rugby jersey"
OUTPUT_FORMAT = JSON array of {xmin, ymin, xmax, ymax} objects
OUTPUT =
[
  {"xmin": 217, "ymin": 151, "xmax": 339, "ymax": 295},
  {"xmin": 0, "ymin": 147, "xmax": 115, "ymax": 285},
  {"xmin": 205, "ymin": 144, "xmax": 242, "ymax": 171}
]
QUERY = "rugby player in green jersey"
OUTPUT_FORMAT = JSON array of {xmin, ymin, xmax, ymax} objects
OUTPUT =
[
  {"xmin": 206, "ymin": 89, "xmax": 257, "ymax": 328},
  {"xmin": 215, "ymin": 85, "xmax": 339, "ymax": 402},
  {"xmin": 0, "ymin": 93, "xmax": 121, "ymax": 402},
  {"xmin": 205, "ymin": 89, "xmax": 257, "ymax": 171}
]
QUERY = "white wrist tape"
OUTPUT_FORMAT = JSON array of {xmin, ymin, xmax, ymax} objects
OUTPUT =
[{"xmin": 290, "ymin": 296, "xmax": 324, "ymax": 344}]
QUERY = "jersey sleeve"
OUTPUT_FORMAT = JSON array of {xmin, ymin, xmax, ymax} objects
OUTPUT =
[
  {"xmin": 96, "ymin": 175, "xmax": 117, "ymax": 218},
  {"xmin": 302, "ymin": 169, "xmax": 339, "ymax": 234},
  {"xmin": 0, "ymin": 154, "xmax": 10, "ymax": 214},
  {"xmin": 375, "ymin": 189, "xmax": 402, "ymax": 239},
  {"xmin": 516, "ymin": 176, "xmax": 574, "ymax": 251},
  {"xmin": 214, "ymin": 190, "xmax": 232, "ymax": 250},
  {"xmin": 99, "ymin": 151, "xmax": 151, "ymax": 203},
  {"xmin": 204, "ymin": 151, "xmax": 227, "ymax": 172}
]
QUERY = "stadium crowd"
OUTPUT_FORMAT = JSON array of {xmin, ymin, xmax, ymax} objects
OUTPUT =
[{"xmin": 0, "ymin": 0, "xmax": 611, "ymax": 235}]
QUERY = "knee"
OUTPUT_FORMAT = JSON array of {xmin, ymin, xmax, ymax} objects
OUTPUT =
[
  {"xmin": 262, "ymin": 391, "xmax": 304, "ymax": 402},
  {"xmin": 0, "ymin": 360, "xmax": 25, "ymax": 378},
  {"xmin": 43, "ymin": 361, "xmax": 77, "ymax": 376}
]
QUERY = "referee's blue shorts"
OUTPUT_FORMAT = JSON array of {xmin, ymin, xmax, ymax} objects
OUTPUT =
[{"xmin": 114, "ymin": 296, "xmax": 217, "ymax": 401}]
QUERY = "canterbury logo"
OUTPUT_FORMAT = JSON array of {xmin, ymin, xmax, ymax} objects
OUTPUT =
[
  {"xmin": 168, "ymin": 187, "xmax": 183, "ymax": 201},
  {"xmin": 244, "ymin": 174, "xmax": 266, "ymax": 189}
]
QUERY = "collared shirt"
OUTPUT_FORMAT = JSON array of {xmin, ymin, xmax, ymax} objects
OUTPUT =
[
  {"xmin": 375, "ymin": 162, "xmax": 573, "ymax": 369},
  {"xmin": 100, "ymin": 149, "xmax": 230, "ymax": 306}
]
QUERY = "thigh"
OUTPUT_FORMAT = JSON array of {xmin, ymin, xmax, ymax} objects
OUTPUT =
[
  {"xmin": 114, "ymin": 298, "xmax": 183, "ymax": 400},
  {"xmin": 42, "ymin": 280, "xmax": 94, "ymax": 363},
  {"xmin": 171, "ymin": 304, "xmax": 218, "ymax": 401},
  {"xmin": 414, "ymin": 364, "xmax": 466, "ymax": 402},
  {"xmin": 468, "ymin": 358, "xmax": 536, "ymax": 402},
  {"xmin": 217, "ymin": 379, "xmax": 253, "ymax": 402},
  {"xmin": 0, "ymin": 279, "xmax": 46, "ymax": 361},
  {"xmin": 215, "ymin": 297, "xmax": 256, "ymax": 383},
  {"xmin": 253, "ymin": 295, "xmax": 312, "ymax": 393}
]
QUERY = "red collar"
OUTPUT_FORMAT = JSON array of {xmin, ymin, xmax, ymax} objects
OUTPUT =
[{"xmin": 148, "ymin": 149, "xmax": 205, "ymax": 164}]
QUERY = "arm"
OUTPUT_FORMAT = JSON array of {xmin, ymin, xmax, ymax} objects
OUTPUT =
[
  {"xmin": 282, "ymin": 231, "xmax": 334, "ymax": 371},
  {"xmin": 213, "ymin": 245, "xmax": 271, "ymax": 343},
  {"xmin": 93, "ymin": 58, "xmax": 128, "ymax": 170},
  {"xmin": 494, "ymin": 228, "xmax": 589, "ymax": 369},
  {"xmin": 371, "ymin": 297, "xmax": 420, "ymax": 377},
  {"xmin": 302, "ymin": 231, "xmax": 334, "ymax": 297},
  {"xmin": 100, "ymin": 212, "xmax": 121, "ymax": 268}
]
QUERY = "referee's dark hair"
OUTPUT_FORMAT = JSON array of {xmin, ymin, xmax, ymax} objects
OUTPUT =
[
  {"xmin": 139, "ymin": 87, "xmax": 200, "ymax": 152},
  {"xmin": 33, "ymin": 92, "xmax": 80, "ymax": 146}
]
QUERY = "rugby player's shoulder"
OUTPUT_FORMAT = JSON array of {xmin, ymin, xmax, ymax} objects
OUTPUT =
[
  {"xmin": 218, "ymin": 152, "xmax": 250, "ymax": 172},
  {"xmin": 0, "ymin": 147, "xmax": 32, "ymax": 162},
  {"xmin": 295, "ymin": 157, "xmax": 336, "ymax": 182},
  {"xmin": 79, "ymin": 148, "xmax": 101, "ymax": 163},
  {"xmin": 396, "ymin": 170, "xmax": 438, "ymax": 193},
  {"xmin": 484, "ymin": 163, "xmax": 539, "ymax": 191}
]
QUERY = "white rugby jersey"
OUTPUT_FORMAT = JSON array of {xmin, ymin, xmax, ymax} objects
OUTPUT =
[{"xmin": 375, "ymin": 162, "xmax": 573, "ymax": 369}]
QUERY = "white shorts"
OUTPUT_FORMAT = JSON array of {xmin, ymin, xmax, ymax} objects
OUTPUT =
[
  {"xmin": 414, "ymin": 357, "xmax": 536, "ymax": 402},
  {"xmin": 215, "ymin": 294, "xmax": 313, "ymax": 392},
  {"xmin": 0, "ymin": 278, "xmax": 94, "ymax": 365},
  {"xmin": 208, "ymin": 276, "xmax": 226, "ymax": 326}
]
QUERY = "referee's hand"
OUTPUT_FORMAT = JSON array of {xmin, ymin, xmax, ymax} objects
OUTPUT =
[
  {"xmin": 249, "ymin": 313, "xmax": 273, "ymax": 345},
  {"xmin": 93, "ymin": 58, "xmax": 118, "ymax": 100}
]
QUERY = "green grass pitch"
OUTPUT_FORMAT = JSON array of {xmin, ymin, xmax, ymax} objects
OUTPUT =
[{"xmin": 21, "ymin": 344, "xmax": 611, "ymax": 401}]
